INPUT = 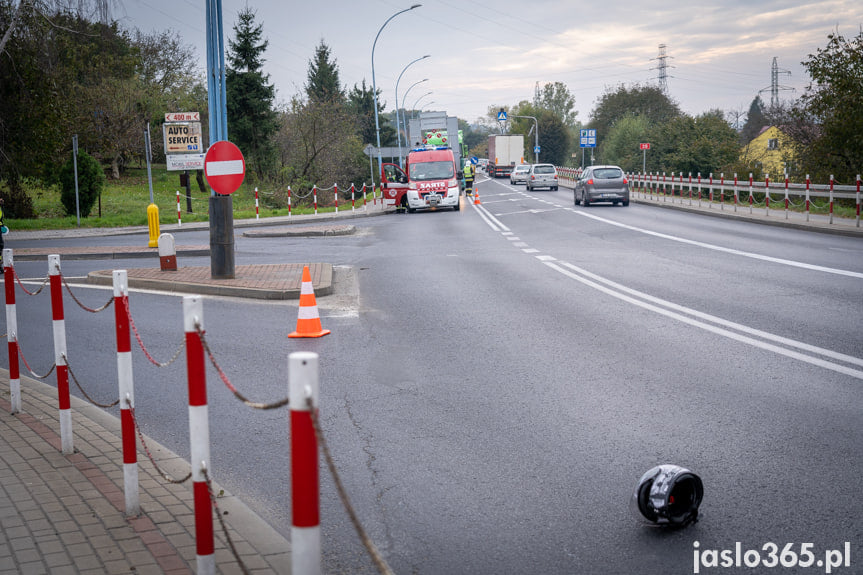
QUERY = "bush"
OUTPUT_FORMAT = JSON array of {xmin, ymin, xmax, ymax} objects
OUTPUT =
[
  {"xmin": 58, "ymin": 151, "xmax": 105, "ymax": 218},
  {"xmin": 0, "ymin": 178, "xmax": 37, "ymax": 219}
]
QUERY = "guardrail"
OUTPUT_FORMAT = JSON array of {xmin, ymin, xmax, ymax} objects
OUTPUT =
[{"xmin": 554, "ymin": 167, "xmax": 861, "ymax": 228}]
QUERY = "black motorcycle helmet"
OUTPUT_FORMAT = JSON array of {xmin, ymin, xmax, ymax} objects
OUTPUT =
[{"xmin": 630, "ymin": 464, "xmax": 703, "ymax": 527}]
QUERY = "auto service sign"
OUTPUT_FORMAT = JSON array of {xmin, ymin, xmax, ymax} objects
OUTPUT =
[{"xmin": 204, "ymin": 141, "xmax": 245, "ymax": 195}]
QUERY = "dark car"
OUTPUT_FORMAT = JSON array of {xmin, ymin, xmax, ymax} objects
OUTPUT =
[{"xmin": 574, "ymin": 165, "xmax": 630, "ymax": 206}]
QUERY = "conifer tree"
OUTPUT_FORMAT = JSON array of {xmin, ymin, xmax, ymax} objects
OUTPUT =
[{"xmin": 226, "ymin": 7, "xmax": 278, "ymax": 179}]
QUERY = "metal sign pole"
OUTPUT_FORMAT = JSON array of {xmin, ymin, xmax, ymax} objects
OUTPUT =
[
  {"xmin": 72, "ymin": 135, "xmax": 80, "ymax": 227},
  {"xmin": 144, "ymin": 124, "xmax": 154, "ymax": 205}
]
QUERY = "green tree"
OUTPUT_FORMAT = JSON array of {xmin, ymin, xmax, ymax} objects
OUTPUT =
[
  {"xmin": 600, "ymin": 114, "xmax": 650, "ymax": 171},
  {"xmin": 588, "ymin": 84, "xmax": 681, "ymax": 149},
  {"xmin": 226, "ymin": 6, "xmax": 278, "ymax": 180},
  {"xmin": 537, "ymin": 110, "xmax": 570, "ymax": 166},
  {"xmin": 648, "ymin": 110, "xmax": 740, "ymax": 176},
  {"xmin": 306, "ymin": 40, "xmax": 344, "ymax": 104},
  {"xmin": 275, "ymin": 97, "xmax": 367, "ymax": 190},
  {"xmin": 792, "ymin": 30, "xmax": 863, "ymax": 181},
  {"xmin": 347, "ymin": 80, "xmax": 394, "ymax": 146},
  {"xmin": 739, "ymin": 95, "xmax": 766, "ymax": 144},
  {"xmin": 59, "ymin": 150, "xmax": 104, "ymax": 218},
  {"xmin": 534, "ymin": 81, "xmax": 577, "ymax": 128}
]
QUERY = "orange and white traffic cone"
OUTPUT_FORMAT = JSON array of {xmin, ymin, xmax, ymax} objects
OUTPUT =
[
  {"xmin": 289, "ymin": 265, "xmax": 331, "ymax": 338},
  {"xmin": 473, "ymin": 184, "xmax": 481, "ymax": 205}
]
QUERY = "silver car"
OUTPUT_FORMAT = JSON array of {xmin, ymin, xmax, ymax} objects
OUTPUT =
[
  {"xmin": 526, "ymin": 163, "xmax": 558, "ymax": 191},
  {"xmin": 509, "ymin": 164, "xmax": 531, "ymax": 185},
  {"xmin": 574, "ymin": 165, "xmax": 630, "ymax": 206}
]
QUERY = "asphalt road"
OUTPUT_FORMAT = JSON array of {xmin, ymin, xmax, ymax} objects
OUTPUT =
[{"xmin": 6, "ymin": 181, "xmax": 862, "ymax": 575}]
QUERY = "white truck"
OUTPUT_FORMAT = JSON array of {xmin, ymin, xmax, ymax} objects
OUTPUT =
[{"xmin": 487, "ymin": 134, "xmax": 525, "ymax": 178}]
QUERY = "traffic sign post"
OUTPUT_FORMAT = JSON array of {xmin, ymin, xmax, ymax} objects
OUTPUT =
[
  {"xmin": 640, "ymin": 143, "xmax": 650, "ymax": 174},
  {"xmin": 204, "ymin": 141, "xmax": 245, "ymax": 279},
  {"xmin": 580, "ymin": 129, "xmax": 597, "ymax": 168},
  {"xmin": 204, "ymin": 141, "xmax": 245, "ymax": 195}
]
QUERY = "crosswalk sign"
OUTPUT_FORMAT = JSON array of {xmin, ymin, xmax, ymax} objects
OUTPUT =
[{"xmin": 497, "ymin": 109, "xmax": 507, "ymax": 122}]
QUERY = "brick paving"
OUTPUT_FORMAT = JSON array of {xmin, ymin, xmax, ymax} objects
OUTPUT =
[{"xmin": 0, "ymin": 375, "xmax": 290, "ymax": 574}]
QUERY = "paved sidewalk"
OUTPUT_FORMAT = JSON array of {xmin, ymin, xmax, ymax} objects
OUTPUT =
[{"xmin": 0, "ymin": 373, "xmax": 289, "ymax": 574}]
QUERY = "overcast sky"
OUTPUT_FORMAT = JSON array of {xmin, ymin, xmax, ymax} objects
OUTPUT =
[{"xmin": 118, "ymin": 0, "xmax": 862, "ymax": 126}]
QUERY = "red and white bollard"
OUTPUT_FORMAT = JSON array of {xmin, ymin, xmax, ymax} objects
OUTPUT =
[
  {"xmin": 805, "ymin": 175, "xmax": 811, "ymax": 221},
  {"xmin": 184, "ymin": 295, "xmax": 214, "ymax": 575},
  {"xmin": 708, "ymin": 173, "xmax": 713, "ymax": 206},
  {"xmin": 856, "ymin": 175, "xmax": 861, "ymax": 228},
  {"xmin": 734, "ymin": 173, "xmax": 739, "ymax": 211},
  {"xmin": 313, "ymin": 185, "xmax": 318, "ymax": 215},
  {"xmin": 4, "ymin": 249, "xmax": 20, "ymax": 414},
  {"xmin": 334, "ymin": 183, "xmax": 339, "ymax": 213},
  {"xmin": 829, "ymin": 174, "xmax": 834, "ymax": 224},
  {"xmin": 290, "ymin": 351, "xmax": 320, "ymax": 575},
  {"xmin": 350, "ymin": 183, "xmax": 356, "ymax": 211},
  {"xmin": 158, "ymin": 233, "xmax": 177, "ymax": 271},
  {"xmin": 49, "ymin": 254, "xmax": 73, "ymax": 454},
  {"xmin": 784, "ymin": 176, "xmax": 790, "ymax": 219},
  {"xmin": 113, "ymin": 270, "xmax": 139, "ymax": 516},
  {"xmin": 177, "ymin": 190, "xmax": 182, "ymax": 226},
  {"xmin": 748, "ymin": 173, "xmax": 754, "ymax": 213},
  {"xmin": 288, "ymin": 186, "xmax": 293, "ymax": 218},
  {"xmin": 255, "ymin": 187, "xmax": 260, "ymax": 220}
]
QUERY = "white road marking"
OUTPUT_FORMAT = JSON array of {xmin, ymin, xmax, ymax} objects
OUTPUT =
[
  {"xmin": 574, "ymin": 210, "xmax": 863, "ymax": 279},
  {"xmin": 471, "ymin": 192, "xmax": 862, "ymax": 379}
]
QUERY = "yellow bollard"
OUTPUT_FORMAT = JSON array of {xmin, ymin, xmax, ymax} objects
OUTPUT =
[{"xmin": 147, "ymin": 203, "xmax": 160, "ymax": 248}]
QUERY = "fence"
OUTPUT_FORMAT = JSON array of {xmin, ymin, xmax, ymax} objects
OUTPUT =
[
  {"xmin": 172, "ymin": 183, "xmax": 382, "ymax": 226},
  {"xmin": 1, "ymin": 249, "xmax": 391, "ymax": 575},
  {"xmin": 555, "ymin": 167, "xmax": 861, "ymax": 228}
]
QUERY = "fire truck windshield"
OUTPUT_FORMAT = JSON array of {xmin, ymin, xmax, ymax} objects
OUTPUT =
[{"xmin": 409, "ymin": 161, "xmax": 454, "ymax": 181}]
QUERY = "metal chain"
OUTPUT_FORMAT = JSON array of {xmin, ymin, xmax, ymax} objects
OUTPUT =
[
  {"xmin": 196, "ymin": 326, "xmax": 289, "ymax": 410},
  {"xmin": 203, "ymin": 466, "xmax": 251, "ymax": 575},
  {"xmin": 63, "ymin": 354, "xmax": 119, "ymax": 408},
  {"xmin": 14, "ymin": 269, "xmax": 49, "ymax": 296},
  {"xmin": 61, "ymin": 275, "xmax": 114, "ymax": 313},
  {"xmin": 17, "ymin": 343, "xmax": 56, "ymax": 379},
  {"xmin": 307, "ymin": 397, "xmax": 394, "ymax": 575},
  {"xmin": 124, "ymin": 298, "xmax": 186, "ymax": 367},
  {"xmin": 127, "ymin": 400, "xmax": 192, "ymax": 484}
]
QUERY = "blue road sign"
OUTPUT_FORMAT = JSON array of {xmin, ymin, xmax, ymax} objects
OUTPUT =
[
  {"xmin": 534, "ymin": 146, "xmax": 540, "ymax": 154},
  {"xmin": 580, "ymin": 129, "xmax": 597, "ymax": 148},
  {"xmin": 497, "ymin": 109, "xmax": 508, "ymax": 121},
  {"xmin": 470, "ymin": 156, "xmax": 479, "ymax": 165}
]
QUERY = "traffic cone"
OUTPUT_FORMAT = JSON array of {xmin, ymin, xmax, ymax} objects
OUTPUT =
[
  {"xmin": 473, "ymin": 184, "xmax": 481, "ymax": 205},
  {"xmin": 289, "ymin": 265, "xmax": 331, "ymax": 338}
]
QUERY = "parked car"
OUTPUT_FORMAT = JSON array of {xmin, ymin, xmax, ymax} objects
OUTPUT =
[
  {"xmin": 509, "ymin": 164, "xmax": 531, "ymax": 185},
  {"xmin": 574, "ymin": 165, "xmax": 630, "ymax": 206},
  {"xmin": 526, "ymin": 163, "xmax": 558, "ymax": 191}
]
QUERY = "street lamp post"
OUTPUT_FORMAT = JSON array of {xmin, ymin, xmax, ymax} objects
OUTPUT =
[
  {"xmin": 411, "ymin": 93, "xmax": 433, "ymax": 116},
  {"xmin": 512, "ymin": 114, "xmax": 539, "ymax": 164},
  {"xmin": 372, "ymin": 4, "xmax": 421, "ymax": 181},
  {"xmin": 400, "ymin": 80, "xmax": 428, "ymax": 153},
  {"xmin": 395, "ymin": 55, "xmax": 430, "ymax": 166}
]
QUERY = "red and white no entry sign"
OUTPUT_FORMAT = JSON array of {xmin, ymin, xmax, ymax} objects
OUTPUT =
[{"xmin": 204, "ymin": 140, "xmax": 245, "ymax": 195}]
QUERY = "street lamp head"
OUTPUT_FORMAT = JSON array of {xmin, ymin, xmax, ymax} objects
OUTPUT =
[{"xmin": 410, "ymin": 4, "xmax": 421, "ymax": 9}]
